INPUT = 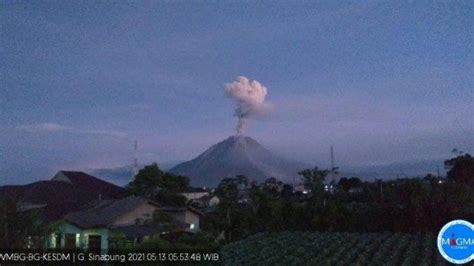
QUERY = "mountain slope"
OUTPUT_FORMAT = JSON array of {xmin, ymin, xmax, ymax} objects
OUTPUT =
[{"xmin": 169, "ymin": 135, "xmax": 306, "ymax": 186}]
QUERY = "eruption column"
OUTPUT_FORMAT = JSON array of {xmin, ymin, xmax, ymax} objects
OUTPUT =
[{"xmin": 224, "ymin": 76, "xmax": 270, "ymax": 135}]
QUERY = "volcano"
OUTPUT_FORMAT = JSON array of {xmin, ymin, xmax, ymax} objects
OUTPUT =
[{"xmin": 169, "ymin": 135, "xmax": 306, "ymax": 187}]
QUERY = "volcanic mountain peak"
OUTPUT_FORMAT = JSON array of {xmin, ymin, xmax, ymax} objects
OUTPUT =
[
  {"xmin": 203, "ymin": 135, "xmax": 265, "ymax": 155},
  {"xmin": 169, "ymin": 135, "xmax": 306, "ymax": 187}
]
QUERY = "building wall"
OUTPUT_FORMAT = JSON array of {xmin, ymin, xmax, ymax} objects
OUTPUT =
[
  {"xmin": 47, "ymin": 223, "xmax": 81, "ymax": 249},
  {"xmin": 164, "ymin": 210, "xmax": 200, "ymax": 232},
  {"xmin": 112, "ymin": 202, "xmax": 158, "ymax": 226},
  {"xmin": 166, "ymin": 211, "xmax": 186, "ymax": 225},
  {"xmin": 185, "ymin": 211, "xmax": 200, "ymax": 231},
  {"xmin": 48, "ymin": 223, "xmax": 109, "ymax": 252},
  {"xmin": 208, "ymin": 196, "xmax": 220, "ymax": 207}
]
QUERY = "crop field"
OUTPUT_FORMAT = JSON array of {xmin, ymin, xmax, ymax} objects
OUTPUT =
[{"xmin": 221, "ymin": 232, "xmax": 450, "ymax": 265}]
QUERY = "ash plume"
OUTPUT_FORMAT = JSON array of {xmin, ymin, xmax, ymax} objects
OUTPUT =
[{"xmin": 224, "ymin": 76, "xmax": 271, "ymax": 135}]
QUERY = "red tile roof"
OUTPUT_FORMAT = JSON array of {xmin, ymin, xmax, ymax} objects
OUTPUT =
[
  {"xmin": 59, "ymin": 171, "xmax": 125, "ymax": 198},
  {"xmin": 0, "ymin": 171, "xmax": 126, "ymax": 222}
]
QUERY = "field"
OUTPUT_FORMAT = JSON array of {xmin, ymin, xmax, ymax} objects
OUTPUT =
[{"xmin": 221, "ymin": 232, "xmax": 450, "ymax": 265}]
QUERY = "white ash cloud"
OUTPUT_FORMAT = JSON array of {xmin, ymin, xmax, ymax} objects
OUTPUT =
[{"xmin": 224, "ymin": 76, "xmax": 271, "ymax": 135}]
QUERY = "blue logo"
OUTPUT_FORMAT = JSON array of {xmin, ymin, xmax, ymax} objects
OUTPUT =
[{"xmin": 437, "ymin": 220, "xmax": 474, "ymax": 264}]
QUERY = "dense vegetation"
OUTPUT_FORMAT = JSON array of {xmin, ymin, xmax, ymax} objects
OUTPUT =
[
  {"xmin": 122, "ymin": 153, "xmax": 473, "ymax": 249},
  {"xmin": 127, "ymin": 163, "xmax": 190, "ymax": 206},
  {"xmin": 0, "ymin": 196, "xmax": 45, "ymax": 248},
  {"xmin": 221, "ymin": 231, "xmax": 449, "ymax": 265},
  {"xmin": 202, "ymin": 154, "xmax": 474, "ymax": 243},
  {"xmin": 0, "ymin": 152, "xmax": 472, "ymax": 264}
]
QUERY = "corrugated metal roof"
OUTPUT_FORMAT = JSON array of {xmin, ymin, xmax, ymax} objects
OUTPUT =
[{"xmin": 65, "ymin": 196, "xmax": 157, "ymax": 228}]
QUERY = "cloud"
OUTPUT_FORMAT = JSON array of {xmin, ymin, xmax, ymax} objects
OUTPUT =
[
  {"xmin": 17, "ymin": 123, "xmax": 128, "ymax": 139},
  {"xmin": 18, "ymin": 122, "xmax": 67, "ymax": 132}
]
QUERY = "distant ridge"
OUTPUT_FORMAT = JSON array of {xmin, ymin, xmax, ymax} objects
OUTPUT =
[
  {"xmin": 89, "ymin": 162, "xmax": 177, "ymax": 186},
  {"xmin": 169, "ymin": 135, "xmax": 307, "ymax": 187}
]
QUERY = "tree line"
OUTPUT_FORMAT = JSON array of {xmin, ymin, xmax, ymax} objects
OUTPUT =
[
  {"xmin": 202, "ymin": 153, "xmax": 474, "ymax": 242},
  {"xmin": 1, "ymin": 153, "xmax": 473, "ymax": 248}
]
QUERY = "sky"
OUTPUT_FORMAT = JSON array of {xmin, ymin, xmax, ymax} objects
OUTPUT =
[{"xmin": 1, "ymin": 1, "xmax": 473, "ymax": 185}]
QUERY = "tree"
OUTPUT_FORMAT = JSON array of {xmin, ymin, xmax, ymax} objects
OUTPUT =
[
  {"xmin": 338, "ymin": 177, "xmax": 363, "ymax": 192},
  {"xmin": 154, "ymin": 190, "xmax": 187, "ymax": 206},
  {"xmin": 236, "ymin": 175, "xmax": 248, "ymax": 186},
  {"xmin": 151, "ymin": 210, "xmax": 179, "ymax": 233},
  {"xmin": 280, "ymin": 184, "xmax": 294, "ymax": 198},
  {"xmin": 126, "ymin": 163, "xmax": 190, "ymax": 196},
  {"xmin": 214, "ymin": 176, "xmax": 249, "ymax": 242},
  {"xmin": 444, "ymin": 153, "xmax": 474, "ymax": 185},
  {"xmin": 298, "ymin": 167, "xmax": 330, "ymax": 193},
  {"xmin": 0, "ymin": 197, "xmax": 44, "ymax": 249},
  {"xmin": 216, "ymin": 178, "xmax": 239, "ymax": 201}
]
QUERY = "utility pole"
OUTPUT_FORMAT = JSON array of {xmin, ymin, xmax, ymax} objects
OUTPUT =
[
  {"xmin": 133, "ymin": 139, "xmax": 138, "ymax": 179},
  {"xmin": 330, "ymin": 145, "xmax": 335, "ymax": 182}
]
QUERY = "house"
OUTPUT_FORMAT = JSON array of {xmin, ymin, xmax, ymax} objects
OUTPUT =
[
  {"xmin": 208, "ymin": 195, "xmax": 220, "ymax": 207},
  {"xmin": 0, "ymin": 171, "xmax": 125, "ymax": 222},
  {"xmin": 187, "ymin": 194, "xmax": 220, "ymax": 210},
  {"xmin": 1, "ymin": 171, "xmax": 203, "ymax": 252},
  {"xmin": 293, "ymin": 183, "xmax": 311, "ymax": 194},
  {"xmin": 158, "ymin": 206, "xmax": 203, "ymax": 232},
  {"xmin": 197, "ymin": 194, "xmax": 220, "ymax": 208},
  {"xmin": 179, "ymin": 188, "xmax": 220, "ymax": 210},
  {"xmin": 48, "ymin": 196, "xmax": 203, "ymax": 252},
  {"xmin": 48, "ymin": 196, "xmax": 159, "ymax": 251},
  {"xmin": 179, "ymin": 187, "xmax": 209, "ymax": 201}
]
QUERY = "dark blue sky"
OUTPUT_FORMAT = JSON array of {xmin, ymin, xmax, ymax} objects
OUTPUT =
[{"xmin": 1, "ymin": 1, "xmax": 472, "ymax": 184}]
